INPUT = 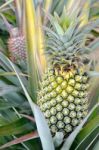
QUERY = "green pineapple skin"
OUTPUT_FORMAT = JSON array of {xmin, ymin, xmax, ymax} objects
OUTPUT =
[{"xmin": 37, "ymin": 67, "xmax": 89, "ymax": 136}]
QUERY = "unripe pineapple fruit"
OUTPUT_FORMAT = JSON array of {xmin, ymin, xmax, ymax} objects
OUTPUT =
[
  {"xmin": 38, "ymin": 66, "xmax": 89, "ymax": 136},
  {"xmin": 8, "ymin": 28, "xmax": 27, "ymax": 63},
  {"xmin": 37, "ymin": 8, "xmax": 94, "ymax": 136}
]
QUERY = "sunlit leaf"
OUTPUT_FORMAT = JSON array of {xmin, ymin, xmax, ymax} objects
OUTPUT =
[
  {"xmin": 24, "ymin": 0, "xmax": 38, "ymax": 101},
  {"xmin": 36, "ymin": 5, "xmax": 47, "ymax": 74}
]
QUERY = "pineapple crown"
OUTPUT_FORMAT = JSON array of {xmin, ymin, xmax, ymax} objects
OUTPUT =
[
  {"xmin": 44, "ymin": 7, "xmax": 99, "ymax": 68},
  {"xmin": 0, "ymin": 13, "xmax": 23, "ymax": 38},
  {"xmin": 9, "ymin": 28, "xmax": 22, "ymax": 38}
]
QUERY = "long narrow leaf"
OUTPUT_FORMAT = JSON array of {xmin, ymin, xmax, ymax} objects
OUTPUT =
[
  {"xmin": 0, "ymin": 101, "xmax": 18, "ymax": 110},
  {"xmin": 71, "ymin": 116, "xmax": 99, "ymax": 150},
  {"xmin": 0, "ymin": 52, "xmax": 28, "ymax": 88},
  {"xmin": 93, "ymin": 140, "xmax": 99, "ymax": 150},
  {"xmin": 14, "ymin": 0, "xmax": 22, "ymax": 27},
  {"xmin": 0, "ymin": 71, "xmax": 29, "ymax": 77},
  {"xmin": 8, "ymin": 59, "xmax": 55, "ymax": 150},
  {"xmin": 36, "ymin": 5, "xmax": 47, "ymax": 74},
  {"xmin": 0, "ymin": 131, "xmax": 38, "ymax": 149},
  {"xmin": 5, "ymin": 0, "xmax": 15, "ymax": 11},
  {"xmin": 61, "ymin": 103, "xmax": 99, "ymax": 150},
  {"xmin": 77, "ymin": 129, "xmax": 99, "ymax": 150},
  {"xmin": 0, "ymin": 118, "xmax": 34, "ymax": 136},
  {"xmin": 24, "ymin": 0, "xmax": 38, "ymax": 101},
  {"xmin": 0, "ymin": 0, "xmax": 14, "ymax": 10},
  {"xmin": 88, "ymin": 38, "xmax": 99, "ymax": 50},
  {"xmin": 0, "ymin": 85, "xmax": 19, "ymax": 96}
]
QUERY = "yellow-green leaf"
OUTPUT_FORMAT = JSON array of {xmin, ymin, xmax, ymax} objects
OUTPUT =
[
  {"xmin": 36, "ymin": 5, "xmax": 47, "ymax": 73},
  {"xmin": 24, "ymin": 0, "xmax": 38, "ymax": 101}
]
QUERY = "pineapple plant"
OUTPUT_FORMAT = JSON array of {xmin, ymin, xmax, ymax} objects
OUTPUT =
[
  {"xmin": 0, "ymin": 0, "xmax": 99, "ymax": 150},
  {"xmin": 37, "ymin": 7, "xmax": 96, "ymax": 136}
]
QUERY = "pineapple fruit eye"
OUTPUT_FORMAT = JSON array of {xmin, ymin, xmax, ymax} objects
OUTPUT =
[
  {"xmin": 50, "ymin": 116, "xmax": 57, "ymax": 124},
  {"xmin": 72, "ymin": 119, "xmax": 78, "ymax": 126},
  {"xmin": 68, "ymin": 79, "xmax": 75, "ymax": 86},
  {"xmin": 75, "ymin": 75, "xmax": 82, "ymax": 82},
  {"xmin": 49, "ymin": 76, "xmax": 55, "ymax": 82},
  {"xmin": 68, "ymin": 95, "xmax": 74, "ymax": 102},
  {"xmin": 65, "ymin": 125, "xmax": 72, "ymax": 132},
  {"xmin": 63, "ymin": 108, "xmax": 69, "ymax": 115},
  {"xmin": 68, "ymin": 103, "xmax": 75, "ymax": 110},
  {"xmin": 66, "ymin": 86, "xmax": 73, "ymax": 93},
  {"xmin": 57, "ymin": 121, "xmax": 65, "ymax": 129},
  {"xmin": 38, "ymin": 68, "xmax": 89, "ymax": 136},
  {"xmin": 56, "ymin": 96, "xmax": 63, "ymax": 102},
  {"xmin": 64, "ymin": 117, "xmax": 71, "ymax": 124},
  {"xmin": 50, "ymin": 99, "xmax": 56, "ymax": 106},
  {"xmin": 51, "ymin": 81, "xmax": 57, "ymax": 88},
  {"xmin": 61, "ymin": 90, "xmax": 68, "ymax": 98},
  {"xmin": 75, "ymin": 83, "xmax": 81, "ymax": 90},
  {"xmin": 62, "ymin": 101, "xmax": 68, "ymax": 107},
  {"xmin": 61, "ymin": 81, "xmax": 67, "ymax": 89},
  {"xmin": 56, "ymin": 86, "xmax": 62, "ymax": 93},
  {"xmin": 51, "ymin": 125, "xmax": 58, "ymax": 133},
  {"xmin": 50, "ymin": 107, "xmax": 57, "ymax": 115},
  {"xmin": 56, "ymin": 112, "xmax": 64, "ymax": 120},
  {"xmin": 56, "ymin": 76, "xmax": 63, "ymax": 83}
]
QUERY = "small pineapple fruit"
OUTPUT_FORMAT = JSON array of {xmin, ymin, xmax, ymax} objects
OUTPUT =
[
  {"xmin": 37, "ymin": 9, "xmax": 93, "ymax": 136},
  {"xmin": 8, "ymin": 28, "xmax": 27, "ymax": 64}
]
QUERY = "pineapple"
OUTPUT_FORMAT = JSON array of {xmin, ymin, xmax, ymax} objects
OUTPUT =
[
  {"xmin": 0, "ymin": 13, "xmax": 27, "ymax": 64},
  {"xmin": 37, "ymin": 9, "xmax": 92, "ymax": 137},
  {"xmin": 8, "ymin": 27, "xmax": 27, "ymax": 64}
]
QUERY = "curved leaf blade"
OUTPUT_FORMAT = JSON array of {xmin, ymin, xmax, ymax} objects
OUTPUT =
[
  {"xmin": 93, "ymin": 140, "xmax": 99, "ymax": 150},
  {"xmin": 0, "ymin": 131, "xmax": 38, "ymax": 149},
  {"xmin": 9, "ymin": 59, "xmax": 55, "ymax": 150},
  {"xmin": 61, "ymin": 103, "xmax": 99, "ymax": 150},
  {"xmin": 71, "ymin": 116, "xmax": 99, "ymax": 150}
]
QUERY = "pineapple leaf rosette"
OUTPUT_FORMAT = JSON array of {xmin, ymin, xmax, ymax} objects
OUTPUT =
[{"xmin": 37, "ymin": 8, "xmax": 98, "ymax": 137}]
